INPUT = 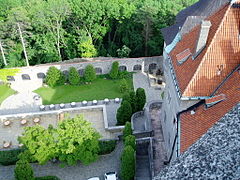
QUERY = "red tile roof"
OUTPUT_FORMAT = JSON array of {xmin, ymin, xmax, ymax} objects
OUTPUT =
[
  {"xmin": 180, "ymin": 70, "xmax": 240, "ymax": 153},
  {"xmin": 169, "ymin": 3, "xmax": 240, "ymax": 97},
  {"xmin": 205, "ymin": 94, "xmax": 226, "ymax": 105}
]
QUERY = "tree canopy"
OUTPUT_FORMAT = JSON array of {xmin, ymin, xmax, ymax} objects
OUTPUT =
[
  {"xmin": 0, "ymin": 0, "xmax": 197, "ymax": 68},
  {"xmin": 18, "ymin": 115, "xmax": 101, "ymax": 165}
]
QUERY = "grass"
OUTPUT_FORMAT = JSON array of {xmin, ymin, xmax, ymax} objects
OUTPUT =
[
  {"xmin": 0, "ymin": 84, "xmax": 16, "ymax": 104},
  {"xmin": 35, "ymin": 77, "xmax": 133, "ymax": 105}
]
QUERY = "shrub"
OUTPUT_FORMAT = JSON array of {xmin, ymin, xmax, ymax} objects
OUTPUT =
[
  {"xmin": 122, "ymin": 92, "xmax": 130, "ymax": 103},
  {"xmin": 68, "ymin": 67, "xmax": 80, "ymax": 85},
  {"xmin": 45, "ymin": 67, "xmax": 61, "ymax": 87},
  {"xmin": 57, "ymin": 72, "xmax": 66, "ymax": 86},
  {"xmin": 118, "ymin": 70, "xmax": 130, "ymax": 79},
  {"xmin": 136, "ymin": 88, "xmax": 146, "ymax": 111},
  {"xmin": 35, "ymin": 176, "xmax": 61, "ymax": 180},
  {"xmin": 117, "ymin": 45, "xmax": 131, "ymax": 58},
  {"xmin": 129, "ymin": 91, "xmax": 137, "ymax": 113},
  {"xmin": 109, "ymin": 61, "xmax": 119, "ymax": 79},
  {"xmin": 0, "ymin": 148, "xmax": 24, "ymax": 166},
  {"xmin": 120, "ymin": 146, "xmax": 135, "ymax": 180},
  {"xmin": 119, "ymin": 78, "xmax": 129, "ymax": 93},
  {"xmin": 123, "ymin": 122, "xmax": 133, "ymax": 141},
  {"xmin": 124, "ymin": 135, "xmax": 136, "ymax": 151},
  {"xmin": 14, "ymin": 159, "xmax": 34, "ymax": 180},
  {"xmin": 116, "ymin": 101, "xmax": 132, "ymax": 125},
  {"xmin": 98, "ymin": 140, "xmax": 117, "ymax": 155},
  {"xmin": 84, "ymin": 65, "xmax": 96, "ymax": 82}
]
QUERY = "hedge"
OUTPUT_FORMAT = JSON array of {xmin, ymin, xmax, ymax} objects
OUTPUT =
[
  {"xmin": 98, "ymin": 140, "xmax": 117, "ymax": 155},
  {"xmin": 0, "ymin": 148, "xmax": 23, "ymax": 166}
]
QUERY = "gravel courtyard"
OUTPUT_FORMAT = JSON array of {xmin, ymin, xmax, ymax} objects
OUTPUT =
[{"xmin": 0, "ymin": 142, "xmax": 123, "ymax": 180}]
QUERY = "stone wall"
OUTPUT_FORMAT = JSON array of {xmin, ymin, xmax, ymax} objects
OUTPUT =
[{"xmin": 3, "ymin": 56, "xmax": 162, "ymax": 82}]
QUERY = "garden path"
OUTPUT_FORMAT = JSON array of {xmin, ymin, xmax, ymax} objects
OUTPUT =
[
  {"xmin": 133, "ymin": 72, "xmax": 163, "ymax": 102},
  {"xmin": 0, "ymin": 73, "xmax": 43, "ymax": 114}
]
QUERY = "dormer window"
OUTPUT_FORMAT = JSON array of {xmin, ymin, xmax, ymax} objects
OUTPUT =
[
  {"xmin": 176, "ymin": 48, "xmax": 192, "ymax": 65},
  {"xmin": 205, "ymin": 94, "xmax": 226, "ymax": 108}
]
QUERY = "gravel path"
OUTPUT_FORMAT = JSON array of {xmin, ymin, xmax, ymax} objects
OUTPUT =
[
  {"xmin": 133, "ymin": 73, "xmax": 162, "ymax": 102},
  {"xmin": 0, "ymin": 142, "xmax": 123, "ymax": 180}
]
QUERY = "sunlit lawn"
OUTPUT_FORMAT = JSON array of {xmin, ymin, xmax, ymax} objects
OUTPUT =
[
  {"xmin": 0, "ymin": 85, "xmax": 16, "ymax": 105},
  {"xmin": 35, "ymin": 77, "xmax": 133, "ymax": 105}
]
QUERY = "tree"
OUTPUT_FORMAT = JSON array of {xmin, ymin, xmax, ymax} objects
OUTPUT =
[
  {"xmin": 117, "ymin": 101, "xmax": 132, "ymax": 125},
  {"xmin": 109, "ymin": 61, "xmax": 119, "ymax": 79},
  {"xmin": 136, "ymin": 88, "xmax": 146, "ymax": 111},
  {"xmin": 19, "ymin": 115, "xmax": 101, "ymax": 166},
  {"xmin": 56, "ymin": 115, "xmax": 100, "ymax": 165},
  {"xmin": 6, "ymin": 7, "xmax": 31, "ymax": 66},
  {"xmin": 68, "ymin": 67, "xmax": 80, "ymax": 85},
  {"xmin": 117, "ymin": 45, "xmax": 131, "ymax": 58},
  {"xmin": 78, "ymin": 37, "xmax": 97, "ymax": 58},
  {"xmin": 119, "ymin": 78, "xmax": 129, "ymax": 93},
  {"xmin": 29, "ymin": 0, "xmax": 71, "ymax": 61},
  {"xmin": 123, "ymin": 122, "xmax": 133, "ymax": 141},
  {"xmin": 45, "ymin": 66, "xmax": 61, "ymax": 87},
  {"xmin": 124, "ymin": 135, "xmax": 136, "ymax": 151},
  {"xmin": 120, "ymin": 146, "xmax": 135, "ymax": 180},
  {"xmin": 14, "ymin": 159, "xmax": 34, "ymax": 180},
  {"xmin": 84, "ymin": 64, "xmax": 96, "ymax": 82}
]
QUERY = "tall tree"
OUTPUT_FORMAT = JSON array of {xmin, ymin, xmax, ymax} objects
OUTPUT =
[
  {"xmin": 6, "ymin": 7, "xmax": 31, "ymax": 66},
  {"xmin": 30, "ymin": 0, "xmax": 71, "ymax": 61}
]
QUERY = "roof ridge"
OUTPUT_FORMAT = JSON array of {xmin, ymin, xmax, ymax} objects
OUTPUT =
[{"xmin": 182, "ymin": 3, "xmax": 231, "ymax": 97}]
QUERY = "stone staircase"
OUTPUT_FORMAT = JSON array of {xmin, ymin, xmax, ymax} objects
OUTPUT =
[{"xmin": 135, "ymin": 155, "xmax": 151, "ymax": 180}]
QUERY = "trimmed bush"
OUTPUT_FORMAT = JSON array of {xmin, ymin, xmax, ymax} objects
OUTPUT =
[
  {"xmin": 120, "ymin": 146, "xmax": 135, "ymax": 180},
  {"xmin": 136, "ymin": 88, "xmax": 146, "ymax": 111},
  {"xmin": 35, "ymin": 176, "xmax": 61, "ymax": 180},
  {"xmin": 122, "ymin": 92, "xmax": 130, "ymax": 103},
  {"xmin": 98, "ymin": 140, "xmax": 117, "ymax": 155},
  {"xmin": 0, "ymin": 148, "xmax": 23, "ymax": 165},
  {"xmin": 118, "ymin": 70, "xmax": 131, "ymax": 79},
  {"xmin": 109, "ymin": 61, "xmax": 119, "ymax": 79},
  {"xmin": 57, "ymin": 72, "xmax": 66, "ymax": 86},
  {"xmin": 14, "ymin": 159, "xmax": 34, "ymax": 180},
  {"xmin": 124, "ymin": 135, "xmax": 136, "ymax": 151},
  {"xmin": 117, "ymin": 101, "xmax": 132, "ymax": 125},
  {"xmin": 129, "ymin": 91, "xmax": 137, "ymax": 113},
  {"xmin": 119, "ymin": 78, "xmax": 129, "ymax": 93},
  {"xmin": 68, "ymin": 67, "xmax": 80, "ymax": 85},
  {"xmin": 45, "ymin": 67, "xmax": 61, "ymax": 87},
  {"xmin": 123, "ymin": 122, "xmax": 133, "ymax": 141},
  {"xmin": 84, "ymin": 65, "xmax": 96, "ymax": 82}
]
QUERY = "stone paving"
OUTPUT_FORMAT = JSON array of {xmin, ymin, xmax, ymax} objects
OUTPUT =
[
  {"xmin": 150, "ymin": 104, "xmax": 168, "ymax": 176},
  {"xmin": 0, "ymin": 142, "xmax": 123, "ymax": 180},
  {"xmin": 133, "ymin": 72, "xmax": 163, "ymax": 102}
]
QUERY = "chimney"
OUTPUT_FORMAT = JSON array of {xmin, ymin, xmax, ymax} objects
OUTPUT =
[{"xmin": 194, "ymin": 20, "xmax": 212, "ymax": 59}]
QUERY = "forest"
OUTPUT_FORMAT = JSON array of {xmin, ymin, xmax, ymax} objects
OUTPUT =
[{"xmin": 0, "ymin": 0, "xmax": 197, "ymax": 68}]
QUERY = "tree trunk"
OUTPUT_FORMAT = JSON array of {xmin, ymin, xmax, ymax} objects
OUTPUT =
[
  {"xmin": 17, "ymin": 23, "xmax": 29, "ymax": 67},
  {"xmin": 56, "ymin": 25, "xmax": 62, "ymax": 61},
  {"xmin": 0, "ymin": 40, "xmax": 7, "ymax": 66}
]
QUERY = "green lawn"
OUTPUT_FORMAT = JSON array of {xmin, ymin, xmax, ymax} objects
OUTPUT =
[
  {"xmin": 35, "ymin": 77, "xmax": 133, "ymax": 105},
  {"xmin": 0, "ymin": 85, "xmax": 16, "ymax": 104}
]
